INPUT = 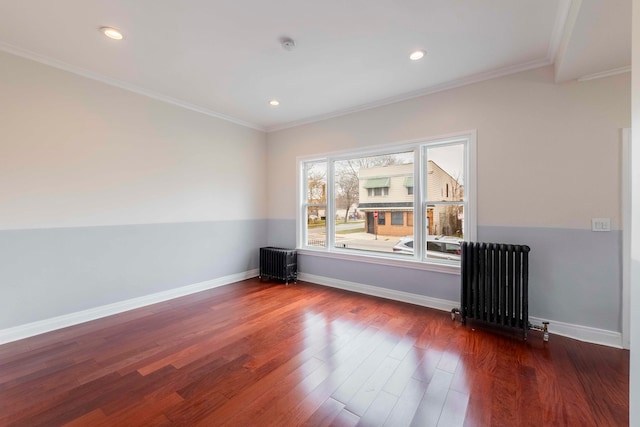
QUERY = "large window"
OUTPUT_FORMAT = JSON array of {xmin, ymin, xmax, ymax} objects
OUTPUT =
[{"xmin": 299, "ymin": 132, "xmax": 476, "ymax": 268}]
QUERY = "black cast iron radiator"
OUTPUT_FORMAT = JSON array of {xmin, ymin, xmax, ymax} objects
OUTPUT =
[
  {"xmin": 454, "ymin": 241, "xmax": 547, "ymax": 340},
  {"xmin": 259, "ymin": 247, "xmax": 297, "ymax": 284}
]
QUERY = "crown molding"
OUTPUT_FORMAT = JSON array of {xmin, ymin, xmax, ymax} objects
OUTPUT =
[
  {"xmin": 0, "ymin": 42, "xmax": 265, "ymax": 132},
  {"xmin": 577, "ymin": 66, "xmax": 632, "ymax": 82},
  {"xmin": 266, "ymin": 58, "xmax": 552, "ymax": 132}
]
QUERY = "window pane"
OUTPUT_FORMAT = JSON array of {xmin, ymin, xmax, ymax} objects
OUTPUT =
[
  {"xmin": 306, "ymin": 206, "xmax": 326, "ymax": 247},
  {"xmin": 333, "ymin": 151, "xmax": 413, "ymax": 254},
  {"xmin": 425, "ymin": 204, "xmax": 464, "ymax": 238},
  {"xmin": 306, "ymin": 161, "xmax": 327, "ymax": 204},
  {"xmin": 305, "ymin": 161, "xmax": 327, "ymax": 247},
  {"xmin": 426, "ymin": 144, "xmax": 464, "ymax": 202},
  {"xmin": 424, "ymin": 143, "xmax": 465, "ymax": 264}
]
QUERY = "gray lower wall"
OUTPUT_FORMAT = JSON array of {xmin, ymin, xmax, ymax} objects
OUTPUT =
[
  {"xmin": 0, "ymin": 220, "xmax": 267, "ymax": 329},
  {"xmin": 2, "ymin": 218, "xmax": 620, "ymax": 334},
  {"xmin": 269, "ymin": 219, "xmax": 622, "ymax": 333},
  {"xmin": 299, "ymin": 255, "xmax": 460, "ymax": 301},
  {"xmin": 479, "ymin": 225, "xmax": 621, "ymax": 332}
]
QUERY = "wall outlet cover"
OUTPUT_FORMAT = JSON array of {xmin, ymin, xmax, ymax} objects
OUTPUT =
[{"xmin": 591, "ymin": 218, "xmax": 611, "ymax": 232}]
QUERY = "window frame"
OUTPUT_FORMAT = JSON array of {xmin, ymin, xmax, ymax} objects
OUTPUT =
[{"xmin": 296, "ymin": 131, "xmax": 476, "ymax": 275}]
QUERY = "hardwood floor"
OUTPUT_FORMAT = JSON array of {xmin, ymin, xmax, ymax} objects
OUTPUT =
[{"xmin": 0, "ymin": 279, "xmax": 629, "ymax": 426}]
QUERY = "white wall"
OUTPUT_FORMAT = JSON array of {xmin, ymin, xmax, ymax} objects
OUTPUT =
[{"xmin": 0, "ymin": 50, "xmax": 267, "ymax": 230}]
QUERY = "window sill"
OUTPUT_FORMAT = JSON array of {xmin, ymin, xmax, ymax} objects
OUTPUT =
[{"xmin": 296, "ymin": 247, "xmax": 461, "ymax": 275}]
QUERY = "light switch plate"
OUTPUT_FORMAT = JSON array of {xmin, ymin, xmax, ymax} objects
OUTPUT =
[{"xmin": 591, "ymin": 218, "xmax": 611, "ymax": 232}]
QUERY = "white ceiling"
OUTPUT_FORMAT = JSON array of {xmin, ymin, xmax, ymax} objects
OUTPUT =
[{"xmin": 0, "ymin": 0, "xmax": 631, "ymax": 131}]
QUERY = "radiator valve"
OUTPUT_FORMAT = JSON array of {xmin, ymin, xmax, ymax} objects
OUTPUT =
[{"xmin": 528, "ymin": 321, "xmax": 550, "ymax": 342}]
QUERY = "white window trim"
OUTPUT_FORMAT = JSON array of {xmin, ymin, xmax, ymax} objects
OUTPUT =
[{"xmin": 296, "ymin": 130, "xmax": 477, "ymax": 274}]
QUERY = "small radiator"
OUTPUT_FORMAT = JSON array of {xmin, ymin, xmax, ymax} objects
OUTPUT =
[
  {"xmin": 454, "ymin": 241, "xmax": 547, "ymax": 341},
  {"xmin": 259, "ymin": 247, "xmax": 297, "ymax": 284}
]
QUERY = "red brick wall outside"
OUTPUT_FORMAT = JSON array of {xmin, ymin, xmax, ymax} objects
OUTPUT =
[{"xmin": 367, "ymin": 211, "xmax": 414, "ymax": 237}]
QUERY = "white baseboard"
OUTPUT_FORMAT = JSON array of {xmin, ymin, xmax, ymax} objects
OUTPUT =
[
  {"xmin": 2, "ymin": 270, "xmax": 622, "ymax": 349},
  {"xmin": 0, "ymin": 269, "xmax": 259, "ymax": 345},
  {"xmin": 298, "ymin": 273, "xmax": 458, "ymax": 313},
  {"xmin": 529, "ymin": 316, "xmax": 623, "ymax": 348},
  {"xmin": 299, "ymin": 273, "xmax": 623, "ymax": 348}
]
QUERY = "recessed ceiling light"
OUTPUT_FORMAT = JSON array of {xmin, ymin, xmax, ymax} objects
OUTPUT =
[
  {"xmin": 100, "ymin": 27, "xmax": 123, "ymax": 40},
  {"xmin": 409, "ymin": 50, "xmax": 425, "ymax": 61},
  {"xmin": 269, "ymin": 100, "xmax": 280, "ymax": 107}
]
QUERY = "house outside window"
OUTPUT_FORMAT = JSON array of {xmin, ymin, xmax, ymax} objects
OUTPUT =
[
  {"xmin": 298, "ymin": 132, "xmax": 476, "ymax": 269},
  {"xmin": 359, "ymin": 162, "xmax": 414, "ymax": 238}
]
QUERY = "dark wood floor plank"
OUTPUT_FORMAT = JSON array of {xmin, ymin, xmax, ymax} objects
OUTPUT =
[
  {"xmin": 165, "ymin": 391, "xmax": 228, "ymax": 425},
  {"xmin": 565, "ymin": 343, "xmax": 629, "ymax": 424},
  {"xmin": 61, "ymin": 408, "xmax": 108, "ymax": 427},
  {"xmin": 0, "ymin": 359, "xmax": 98, "ymax": 413},
  {"xmin": 1, "ymin": 371, "xmax": 129, "ymax": 426},
  {"xmin": 224, "ymin": 356, "xmax": 332, "ymax": 426},
  {"xmin": 104, "ymin": 391, "xmax": 184, "ymax": 426},
  {"xmin": 202, "ymin": 356, "xmax": 327, "ymax": 426},
  {"xmin": 460, "ymin": 371, "xmax": 494, "ymax": 427},
  {"xmin": 198, "ymin": 313, "xmax": 381, "ymax": 425},
  {"xmin": 200, "ymin": 334, "xmax": 339, "ymax": 425},
  {"xmin": 244, "ymin": 311, "xmax": 401, "ymax": 425},
  {"xmin": 515, "ymin": 365, "xmax": 542, "ymax": 427},
  {"xmin": 0, "ymin": 278, "xmax": 629, "ymax": 427}
]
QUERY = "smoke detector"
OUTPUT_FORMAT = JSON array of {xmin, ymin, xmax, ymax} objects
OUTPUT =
[{"xmin": 280, "ymin": 37, "xmax": 296, "ymax": 51}]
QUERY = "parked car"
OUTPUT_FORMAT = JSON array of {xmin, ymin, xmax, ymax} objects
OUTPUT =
[{"xmin": 392, "ymin": 235, "xmax": 462, "ymax": 260}]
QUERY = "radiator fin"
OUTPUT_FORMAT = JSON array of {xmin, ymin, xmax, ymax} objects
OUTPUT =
[{"xmin": 460, "ymin": 242, "xmax": 530, "ymax": 339}]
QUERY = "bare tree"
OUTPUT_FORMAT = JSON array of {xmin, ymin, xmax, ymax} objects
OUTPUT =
[
  {"xmin": 335, "ymin": 172, "xmax": 359, "ymax": 223},
  {"xmin": 307, "ymin": 169, "xmax": 326, "ymax": 220},
  {"xmin": 344, "ymin": 155, "xmax": 400, "ymax": 175}
]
